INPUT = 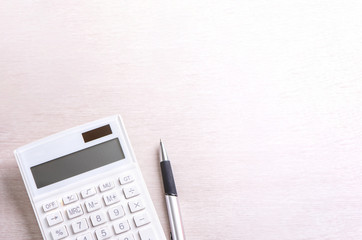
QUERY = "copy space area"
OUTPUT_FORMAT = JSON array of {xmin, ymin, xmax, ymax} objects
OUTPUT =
[{"xmin": 1, "ymin": 1, "xmax": 362, "ymax": 239}]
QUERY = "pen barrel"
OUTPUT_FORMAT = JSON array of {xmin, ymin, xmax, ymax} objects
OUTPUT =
[
  {"xmin": 160, "ymin": 161, "xmax": 178, "ymax": 196},
  {"xmin": 165, "ymin": 195, "xmax": 186, "ymax": 240}
]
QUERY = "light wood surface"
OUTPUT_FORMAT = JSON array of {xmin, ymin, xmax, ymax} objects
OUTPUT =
[{"xmin": 1, "ymin": 1, "xmax": 362, "ymax": 239}]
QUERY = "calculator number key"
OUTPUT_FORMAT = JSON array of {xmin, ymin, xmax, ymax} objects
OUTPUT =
[
  {"xmin": 63, "ymin": 193, "xmax": 78, "ymax": 205},
  {"xmin": 42, "ymin": 200, "xmax": 58, "ymax": 212},
  {"xmin": 71, "ymin": 218, "xmax": 88, "ymax": 234},
  {"xmin": 77, "ymin": 233, "xmax": 94, "ymax": 240},
  {"xmin": 46, "ymin": 211, "xmax": 63, "ymax": 227},
  {"xmin": 119, "ymin": 232, "xmax": 134, "ymax": 240},
  {"xmin": 84, "ymin": 197, "xmax": 102, "ymax": 213},
  {"xmin": 66, "ymin": 204, "xmax": 84, "ymax": 219},
  {"xmin": 95, "ymin": 226, "xmax": 112, "ymax": 240},
  {"xmin": 99, "ymin": 181, "xmax": 114, "ymax": 192},
  {"xmin": 90, "ymin": 212, "xmax": 107, "ymax": 226},
  {"xmin": 128, "ymin": 199, "xmax": 145, "ymax": 213},
  {"xmin": 113, "ymin": 219, "xmax": 130, "ymax": 234},
  {"xmin": 108, "ymin": 205, "xmax": 125, "ymax": 220},
  {"xmin": 123, "ymin": 185, "xmax": 140, "ymax": 199},
  {"xmin": 119, "ymin": 173, "xmax": 134, "ymax": 185},
  {"xmin": 50, "ymin": 225, "xmax": 68, "ymax": 240},
  {"xmin": 81, "ymin": 187, "xmax": 97, "ymax": 199}
]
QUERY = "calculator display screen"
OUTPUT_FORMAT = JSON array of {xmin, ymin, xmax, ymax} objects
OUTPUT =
[{"xmin": 31, "ymin": 138, "xmax": 125, "ymax": 188}]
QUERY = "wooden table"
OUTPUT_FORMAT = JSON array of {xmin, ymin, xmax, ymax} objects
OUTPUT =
[{"xmin": 1, "ymin": 1, "xmax": 362, "ymax": 239}]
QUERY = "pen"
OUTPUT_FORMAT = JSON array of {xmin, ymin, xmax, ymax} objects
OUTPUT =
[{"xmin": 160, "ymin": 140, "xmax": 186, "ymax": 240}]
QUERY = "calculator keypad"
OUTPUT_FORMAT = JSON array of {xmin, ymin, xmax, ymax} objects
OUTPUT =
[
  {"xmin": 72, "ymin": 218, "xmax": 89, "ymax": 233},
  {"xmin": 103, "ymin": 191, "xmax": 120, "ymax": 206},
  {"xmin": 99, "ymin": 181, "xmax": 115, "ymax": 192},
  {"xmin": 133, "ymin": 213, "xmax": 150, "ymax": 227},
  {"xmin": 138, "ymin": 227, "xmax": 156, "ymax": 240},
  {"xmin": 95, "ymin": 226, "xmax": 112, "ymax": 240},
  {"xmin": 43, "ymin": 200, "xmax": 59, "ymax": 212},
  {"xmin": 63, "ymin": 193, "xmax": 78, "ymax": 205},
  {"xmin": 123, "ymin": 185, "xmax": 140, "ymax": 199},
  {"xmin": 119, "ymin": 174, "xmax": 135, "ymax": 185},
  {"xmin": 46, "ymin": 211, "xmax": 63, "ymax": 227},
  {"xmin": 66, "ymin": 203, "xmax": 84, "ymax": 219},
  {"xmin": 81, "ymin": 187, "xmax": 97, "ymax": 199},
  {"xmin": 108, "ymin": 205, "xmax": 125, "ymax": 220},
  {"xmin": 50, "ymin": 225, "xmax": 68, "ymax": 240},
  {"xmin": 85, "ymin": 197, "xmax": 102, "ymax": 213},
  {"xmin": 119, "ymin": 232, "xmax": 135, "ymax": 240},
  {"xmin": 128, "ymin": 199, "xmax": 145, "ymax": 213},
  {"xmin": 113, "ymin": 219, "xmax": 131, "ymax": 234},
  {"xmin": 77, "ymin": 232, "xmax": 93, "ymax": 240},
  {"xmin": 41, "ymin": 172, "xmax": 155, "ymax": 240}
]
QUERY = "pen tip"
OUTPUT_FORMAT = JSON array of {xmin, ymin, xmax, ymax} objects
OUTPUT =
[{"xmin": 159, "ymin": 139, "xmax": 169, "ymax": 161}]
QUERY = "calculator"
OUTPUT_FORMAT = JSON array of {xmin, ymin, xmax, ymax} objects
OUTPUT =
[{"xmin": 14, "ymin": 115, "xmax": 167, "ymax": 240}]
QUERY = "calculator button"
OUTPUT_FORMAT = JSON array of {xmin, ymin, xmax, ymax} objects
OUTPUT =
[
  {"xmin": 66, "ymin": 203, "xmax": 84, "ymax": 219},
  {"xmin": 138, "ymin": 227, "xmax": 156, "ymax": 240},
  {"xmin": 63, "ymin": 193, "xmax": 78, "ymax": 205},
  {"xmin": 84, "ymin": 197, "xmax": 102, "ymax": 213},
  {"xmin": 103, "ymin": 191, "xmax": 120, "ymax": 206},
  {"xmin": 81, "ymin": 187, "xmax": 97, "ymax": 199},
  {"xmin": 95, "ymin": 226, "xmax": 112, "ymax": 240},
  {"xmin": 50, "ymin": 225, "xmax": 68, "ymax": 240},
  {"xmin": 90, "ymin": 212, "xmax": 107, "ymax": 227},
  {"xmin": 71, "ymin": 218, "xmax": 89, "ymax": 234},
  {"xmin": 133, "ymin": 212, "xmax": 150, "ymax": 227},
  {"xmin": 46, "ymin": 211, "xmax": 63, "ymax": 227},
  {"xmin": 128, "ymin": 199, "xmax": 145, "ymax": 213},
  {"xmin": 123, "ymin": 185, "xmax": 140, "ymax": 199},
  {"xmin": 113, "ymin": 219, "xmax": 130, "ymax": 234},
  {"xmin": 99, "ymin": 181, "xmax": 115, "ymax": 192},
  {"xmin": 42, "ymin": 200, "xmax": 59, "ymax": 212},
  {"xmin": 118, "ymin": 232, "xmax": 134, "ymax": 240},
  {"xmin": 77, "ymin": 232, "xmax": 94, "ymax": 240},
  {"xmin": 119, "ymin": 173, "xmax": 134, "ymax": 185},
  {"xmin": 108, "ymin": 205, "xmax": 125, "ymax": 220}
]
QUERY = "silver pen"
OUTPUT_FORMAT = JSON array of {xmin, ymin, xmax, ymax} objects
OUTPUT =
[{"xmin": 160, "ymin": 140, "xmax": 186, "ymax": 240}]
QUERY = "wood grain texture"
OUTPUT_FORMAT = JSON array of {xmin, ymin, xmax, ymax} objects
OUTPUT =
[{"xmin": 1, "ymin": 1, "xmax": 362, "ymax": 239}]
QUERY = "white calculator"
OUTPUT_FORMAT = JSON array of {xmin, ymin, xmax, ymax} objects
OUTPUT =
[{"xmin": 14, "ymin": 115, "xmax": 167, "ymax": 240}]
